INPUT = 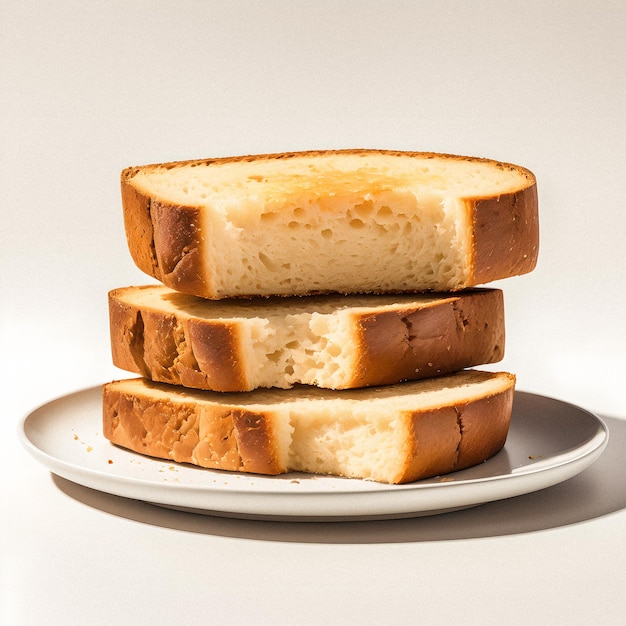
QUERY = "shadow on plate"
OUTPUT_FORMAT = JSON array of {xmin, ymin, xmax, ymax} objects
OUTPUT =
[{"xmin": 52, "ymin": 414, "xmax": 626, "ymax": 544}]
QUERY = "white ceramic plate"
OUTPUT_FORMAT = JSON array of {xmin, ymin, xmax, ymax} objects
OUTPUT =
[{"xmin": 19, "ymin": 386, "xmax": 608, "ymax": 521}]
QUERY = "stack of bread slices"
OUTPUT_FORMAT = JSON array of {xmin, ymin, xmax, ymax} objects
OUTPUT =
[{"xmin": 103, "ymin": 149, "xmax": 539, "ymax": 484}]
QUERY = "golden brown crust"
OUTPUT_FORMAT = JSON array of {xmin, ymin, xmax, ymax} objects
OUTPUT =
[
  {"xmin": 470, "ymin": 184, "xmax": 539, "ymax": 284},
  {"xmin": 121, "ymin": 149, "xmax": 538, "ymax": 298},
  {"xmin": 454, "ymin": 387, "xmax": 514, "ymax": 469},
  {"xmin": 102, "ymin": 383, "xmax": 244, "ymax": 471},
  {"xmin": 102, "ymin": 382, "xmax": 283, "ymax": 474},
  {"xmin": 396, "ymin": 383, "xmax": 514, "ymax": 483},
  {"xmin": 121, "ymin": 148, "xmax": 537, "ymax": 178},
  {"xmin": 351, "ymin": 289, "xmax": 505, "ymax": 387},
  {"xmin": 120, "ymin": 181, "xmax": 160, "ymax": 283},
  {"xmin": 108, "ymin": 288, "xmax": 249, "ymax": 391},
  {"xmin": 109, "ymin": 295, "xmax": 180, "ymax": 384},
  {"xmin": 182, "ymin": 320, "xmax": 247, "ymax": 391},
  {"xmin": 230, "ymin": 409, "xmax": 285, "ymax": 474},
  {"xmin": 396, "ymin": 406, "xmax": 462, "ymax": 483},
  {"xmin": 108, "ymin": 286, "xmax": 505, "ymax": 392},
  {"xmin": 149, "ymin": 201, "xmax": 207, "ymax": 296},
  {"xmin": 121, "ymin": 171, "xmax": 208, "ymax": 296}
]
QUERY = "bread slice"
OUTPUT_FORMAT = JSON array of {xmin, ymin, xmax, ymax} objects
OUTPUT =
[
  {"xmin": 121, "ymin": 149, "xmax": 539, "ymax": 299},
  {"xmin": 109, "ymin": 285, "xmax": 505, "ymax": 392},
  {"xmin": 102, "ymin": 370, "xmax": 515, "ymax": 484}
]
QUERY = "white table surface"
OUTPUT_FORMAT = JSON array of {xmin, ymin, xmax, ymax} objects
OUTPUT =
[{"xmin": 2, "ymin": 2, "xmax": 625, "ymax": 624}]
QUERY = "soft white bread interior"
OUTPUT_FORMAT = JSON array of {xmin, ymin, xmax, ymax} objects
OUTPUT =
[
  {"xmin": 109, "ymin": 285, "xmax": 505, "ymax": 392},
  {"xmin": 102, "ymin": 370, "xmax": 515, "ymax": 484},
  {"xmin": 121, "ymin": 149, "xmax": 538, "ymax": 299}
]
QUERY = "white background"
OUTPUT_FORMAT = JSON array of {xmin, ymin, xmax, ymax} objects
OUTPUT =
[{"xmin": 2, "ymin": 2, "xmax": 625, "ymax": 625}]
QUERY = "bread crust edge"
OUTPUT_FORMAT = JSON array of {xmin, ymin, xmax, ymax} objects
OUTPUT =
[{"xmin": 350, "ymin": 288, "xmax": 505, "ymax": 388}]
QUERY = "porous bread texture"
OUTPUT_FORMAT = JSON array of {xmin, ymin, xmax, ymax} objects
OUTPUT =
[
  {"xmin": 102, "ymin": 370, "xmax": 515, "ymax": 484},
  {"xmin": 109, "ymin": 285, "xmax": 505, "ymax": 391},
  {"xmin": 121, "ymin": 149, "xmax": 539, "ymax": 299}
]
